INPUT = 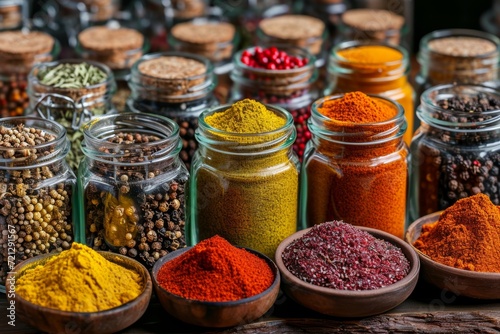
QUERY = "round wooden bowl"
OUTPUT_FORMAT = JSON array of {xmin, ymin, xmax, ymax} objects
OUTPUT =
[
  {"xmin": 406, "ymin": 212, "xmax": 500, "ymax": 299},
  {"xmin": 6, "ymin": 251, "xmax": 153, "ymax": 334},
  {"xmin": 275, "ymin": 226, "xmax": 420, "ymax": 317},
  {"xmin": 152, "ymin": 246, "xmax": 280, "ymax": 328}
]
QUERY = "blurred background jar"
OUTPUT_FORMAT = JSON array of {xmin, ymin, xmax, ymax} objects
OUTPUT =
[
  {"xmin": 126, "ymin": 52, "xmax": 217, "ymax": 170},
  {"xmin": 0, "ymin": 116, "xmax": 76, "ymax": 292},
  {"xmin": 302, "ymin": 0, "xmax": 349, "ymax": 43},
  {"xmin": 78, "ymin": 113, "xmax": 189, "ymax": 270},
  {"xmin": 0, "ymin": 30, "xmax": 59, "ymax": 118},
  {"xmin": 409, "ymin": 84, "xmax": 500, "ymax": 223},
  {"xmin": 325, "ymin": 40, "xmax": 414, "ymax": 145},
  {"xmin": 0, "ymin": 0, "xmax": 24, "ymax": 30},
  {"xmin": 28, "ymin": 59, "xmax": 117, "ymax": 172}
]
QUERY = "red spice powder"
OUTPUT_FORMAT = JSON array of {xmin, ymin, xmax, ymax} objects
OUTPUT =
[{"xmin": 156, "ymin": 235, "xmax": 274, "ymax": 302}]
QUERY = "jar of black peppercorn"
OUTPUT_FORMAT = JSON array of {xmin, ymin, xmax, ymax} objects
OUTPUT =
[
  {"xmin": 78, "ymin": 113, "xmax": 189, "ymax": 270},
  {"xmin": 231, "ymin": 46, "xmax": 318, "ymax": 160},
  {"xmin": 0, "ymin": 116, "xmax": 76, "ymax": 292},
  {"xmin": 126, "ymin": 52, "xmax": 218, "ymax": 170},
  {"xmin": 409, "ymin": 84, "xmax": 500, "ymax": 223}
]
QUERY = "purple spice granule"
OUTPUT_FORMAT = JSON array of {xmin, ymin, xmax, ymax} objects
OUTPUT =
[{"xmin": 282, "ymin": 221, "xmax": 410, "ymax": 291}]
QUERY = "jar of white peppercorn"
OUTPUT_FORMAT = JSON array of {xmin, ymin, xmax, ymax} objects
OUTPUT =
[
  {"xmin": 78, "ymin": 113, "xmax": 189, "ymax": 270},
  {"xmin": 126, "ymin": 52, "xmax": 218, "ymax": 170},
  {"xmin": 0, "ymin": 116, "xmax": 76, "ymax": 292}
]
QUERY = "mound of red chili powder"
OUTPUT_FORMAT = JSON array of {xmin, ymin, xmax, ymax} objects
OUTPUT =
[
  {"xmin": 282, "ymin": 221, "xmax": 410, "ymax": 291},
  {"xmin": 156, "ymin": 235, "xmax": 274, "ymax": 302}
]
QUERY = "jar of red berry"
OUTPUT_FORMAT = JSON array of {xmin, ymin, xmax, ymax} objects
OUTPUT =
[{"xmin": 230, "ymin": 46, "xmax": 318, "ymax": 160}]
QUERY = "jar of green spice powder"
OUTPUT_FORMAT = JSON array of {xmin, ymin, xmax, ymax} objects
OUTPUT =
[{"xmin": 190, "ymin": 99, "xmax": 300, "ymax": 258}]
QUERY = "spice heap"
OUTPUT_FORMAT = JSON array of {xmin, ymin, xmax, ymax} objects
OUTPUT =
[
  {"xmin": 341, "ymin": 9, "xmax": 405, "ymax": 45},
  {"xmin": 195, "ymin": 99, "xmax": 299, "ymax": 258},
  {"xmin": 240, "ymin": 46, "xmax": 308, "ymax": 70},
  {"xmin": 0, "ymin": 30, "xmax": 55, "ymax": 118},
  {"xmin": 85, "ymin": 131, "xmax": 188, "ymax": 269},
  {"xmin": 258, "ymin": 15, "xmax": 325, "ymax": 55},
  {"xmin": 282, "ymin": 221, "xmax": 410, "ymax": 290},
  {"xmin": 305, "ymin": 92, "xmax": 407, "ymax": 238},
  {"xmin": 16, "ymin": 243, "xmax": 143, "ymax": 312},
  {"xmin": 0, "ymin": 123, "xmax": 73, "ymax": 287},
  {"xmin": 157, "ymin": 235, "xmax": 274, "ymax": 302},
  {"xmin": 414, "ymin": 193, "xmax": 500, "ymax": 273}
]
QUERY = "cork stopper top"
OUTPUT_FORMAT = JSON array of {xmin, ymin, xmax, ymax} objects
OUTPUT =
[
  {"xmin": 428, "ymin": 37, "xmax": 497, "ymax": 57},
  {"xmin": 259, "ymin": 15, "xmax": 325, "ymax": 40},
  {"xmin": 342, "ymin": 9, "xmax": 405, "ymax": 31},
  {"xmin": 0, "ymin": 31, "xmax": 54, "ymax": 56},
  {"xmin": 171, "ymin": 21, "xmax": 235, "ymax": 44},
  {"xmin": 138, "ymin": 56, "xmax": 207, "ymax": 79},
  {"xmin": 78, "ymin": 26, "xmax": 144, "ymax": 52}
]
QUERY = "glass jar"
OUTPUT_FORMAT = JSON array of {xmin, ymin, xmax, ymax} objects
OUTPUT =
[
  {"xmin": 0, "ymin": 116, "xmax": 76, "ymax": 292},
  {"xmin": 190, "ymin": 104, "xmax": 300, "ymax": 258},
  {"xmin": 0, "ymin": 0, "xmax": 23, "ymax": 30},
  {"xmin": 0, "ymin": 30, "xmax": 60, "ymax": 118},
  {"xmin": 78, "ymin": 113, "xmax": 189, "ymax": 270},
  {"xmin": 126, "ymin": 52, "xmax": 218, "ymax": 170},
  {"xmin": 302, "ymin": 0, "xmax": 348, "ymax": 39},
  {"xmin": 28, "ymin": 59, "xmax": 117, "ymax": 172},
  {"xmin": 409, "ymin": 84, "xmax": 500, "ymax": 223},
  {"xmin": 230, "ymin": 46, "xmax": 318, "ymax": 160},
  {"xmin": 300, "ymin": 94, "xmax": 408, "ymax": 238},
  {"xmin": 325, "ymin": 40, "xmax": 415, "ymax": 145}
]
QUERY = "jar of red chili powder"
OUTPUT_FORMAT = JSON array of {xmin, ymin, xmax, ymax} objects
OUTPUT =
[{"xmin": 300, "ymin": 92, "xmax": 408, "ymax": 238}]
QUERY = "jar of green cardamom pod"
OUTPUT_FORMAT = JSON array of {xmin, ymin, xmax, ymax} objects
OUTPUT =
[
  {"xmin": 0, "ymin": 116, "xmax": 76, "ymax": 293},
  {"xmin": 27, "ymin": 59, "xmax": 117, "ymax": 172},
  {"xmin": 78, "ymin": 113, "xmax": 189, "ymax": 270},
  {"xmin": 190, "ymin": 99, "xmax": 300, "ymax": 258}
]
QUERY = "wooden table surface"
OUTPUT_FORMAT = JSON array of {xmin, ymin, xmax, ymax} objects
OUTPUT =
[{"xmin": 1, "ymin": 279, "xmax": 499, "ymax": 334}]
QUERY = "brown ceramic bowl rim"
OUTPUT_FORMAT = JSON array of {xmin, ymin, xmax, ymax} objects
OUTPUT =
[
  {"xmin": 406, "ymin": 211, "xmax": 500, "ymax": 278},
  {"xmin": 6, "ymin": 250, "xmax": 153, "ymax": 315},
  {"xmin": 275, "ymin": 225, "xmax": 420, "ymax": 296},
  {"xmin": 152, "ymin": 246, "xmax": 281, "ymax": 306}
]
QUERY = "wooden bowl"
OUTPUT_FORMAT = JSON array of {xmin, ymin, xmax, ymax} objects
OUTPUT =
[
  {"xmin": 406, "ymin": 212, "xmax": 500, "ymax": 299},
  {"xmin": 152, "ymin": 246, "xmax": 280, "ymax": 328},
  {"xmin": 6, "ymin": 251, "xmax": 153, "ymax": 334},
  {"xmin": 275, "ymin": 226, "xmax": 420, "ymax": 317}
]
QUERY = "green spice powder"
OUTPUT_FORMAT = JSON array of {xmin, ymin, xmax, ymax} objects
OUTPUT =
[{"xmin": 195, "ymin": 99, "xmax": 299, "ymax": 258}]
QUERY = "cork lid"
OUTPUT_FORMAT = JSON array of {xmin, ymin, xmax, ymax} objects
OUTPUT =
[
  {"xmin": 0, "ymin": 31, "xmax": 54, "ymax": 56},
  {"xmin": 428, "ymin": 37, "xmax": 497, "ymax": 57},
  {"xmin": 259, "ymin": 15, "xmax": 325, "ymax": 41},
  {"xmin": 171, "ymin": 21, "xmax": 235, "ymax": 45},
  {"xmin": 138, "ymin": 56, "xmax": 206, "ymax": 79},
  {"xmin": 79, "ymin": 26, "xmax": 144, "ymax": 52},
  {"xmin": 342, "ymin": 9, "xmax": 405, "ymax": 31}
]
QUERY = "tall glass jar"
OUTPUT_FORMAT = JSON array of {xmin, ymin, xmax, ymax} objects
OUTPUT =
[
  {"xmin": 190, "ymin": 104, "xmax": 300, "ymax": 258},
  {"xmin": 0, "ymin": 117, "xmax": 76, "ymax": 292},
  {"xmin": 300, "ymin": 94, "xmax": 408, "ymax": 238},
  {"xmin": 28, "ymin": 59, "xmax": 117, "ymax": 172},
  {"xmin": 325, "ymin": 40, "xmax": 414, "ymax": 145},
  {"xmin": 126, "ymin": 52, "xmax": 218, "ymax": 170},
  {"xmin": 409, "ymin": 84, "xmax": 500, "ymax": 223},
  {"xmin": 78, "ymin": 113, "xmax": 189, "ymax": 270},
  {"xmin": 230, "ymin": 46, "xmax": 318, "ymax": 160},
  {"xmin": 0, "ymin": 30, "xmax": 60, "ymax": 118}
]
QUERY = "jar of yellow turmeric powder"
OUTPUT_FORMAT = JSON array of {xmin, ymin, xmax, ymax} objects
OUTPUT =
[
  {"xmin": 300, "ymin": 92, "xmax": 408, "ymax": 238},
  {"xmin": 0, "ymin": 117, "xmax": 76, "ymax": 292},
  {"xmin": 190, "ymin": 99, "xmax": 300, "ymax": 258},
  {"xmin": 325, "ymin": 41, "xmax": 415, "ymax": 145},
  {"xmin": 78, "ymin": 113, "xmax": 189, "ymax": 270}
]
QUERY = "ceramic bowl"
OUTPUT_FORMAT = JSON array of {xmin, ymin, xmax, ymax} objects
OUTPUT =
[
  {"xmin": 275, "ymin": 226, "xmax": 420, "ymax": 317},
  {"xmin": 6, "ymin": 251, "xmax": 152, "ymax": 334},
  {"xmin": 406, "ymin": 212, "xmax": 500, "ymax": 299},
  {"xmin": 152, "ymin": 246, "xmax": 280, "ymax": 328}
]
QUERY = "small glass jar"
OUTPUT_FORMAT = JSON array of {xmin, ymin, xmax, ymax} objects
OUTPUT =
[
  {"xmin": 300, "ymin": 94, "xmax": 408, "ymax": 238},
  {"xmin": 58, "ymin": 0, "xmax": 120, "ymax": 23},
  {"xmin": 190, "ymin": 104, "xmax": 300, "ymax": 258},
  {"xmin": 325, "ymin": 40, "xmax": 415, "ymax": 145},
  {"xmin": 409, "ymin": 84, "xmax": 500, "ymax": 223},
  {"xmin": 0, "ymin": 116, "xmax": 76, "ymax": 292},
  {"xmin": 230, "ymin": 46, "xmax": 318, "ymax": 160},
  {"xmin": 28, "ymin": 59, "xmax": 117, "ymax": 172},
  {"xmin": 126, "ymin": 52, "xmax": 218, "ymax": 170},
  {"xmin": 78, "ymin": 113, "xmax": 189, "ymax": 270},
  {"xmin": 0, "ymin": 30, "xmax": 60, "ymax": 118},
  {"xmin": 302, "ymin": 0, "xmax": 348, "ymax": 38},
  {"xmin": 0, "ymin": 0, "xmax": 23, "ymax": 30}
]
